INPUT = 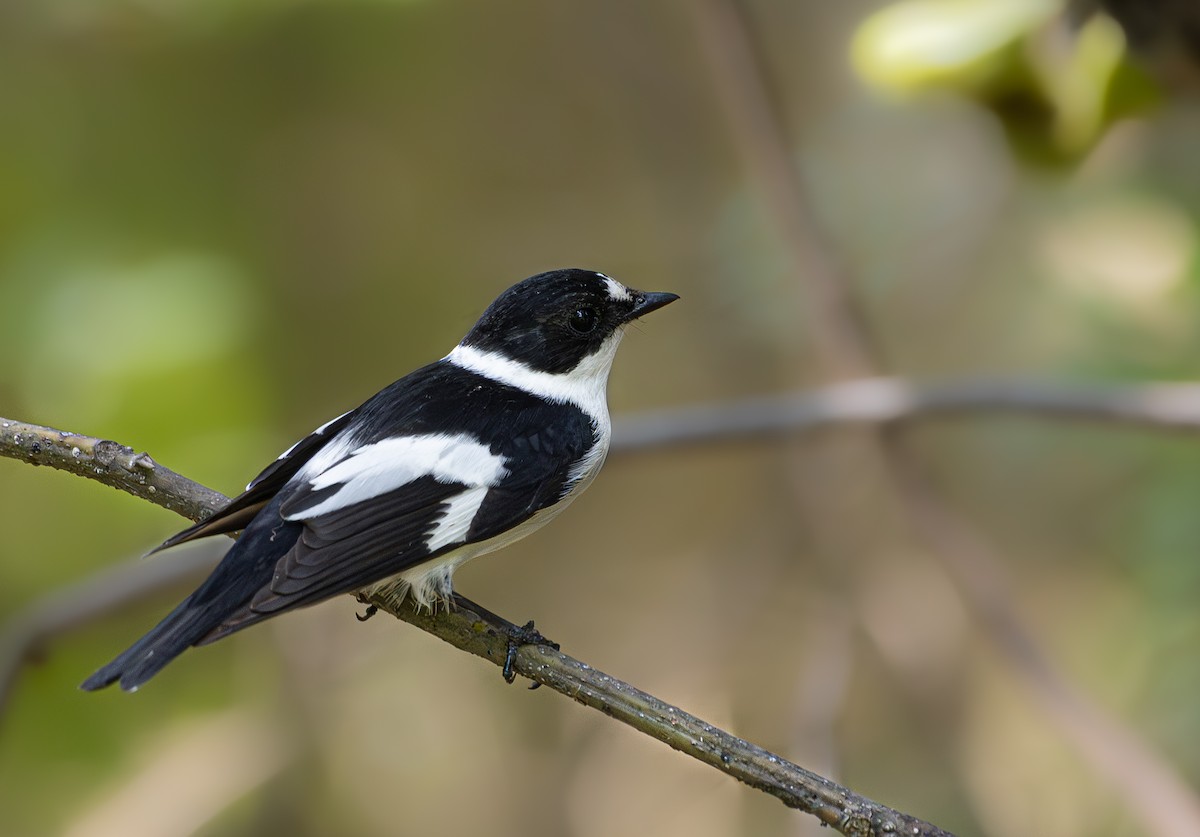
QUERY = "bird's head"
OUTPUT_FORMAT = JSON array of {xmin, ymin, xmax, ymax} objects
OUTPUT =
[{"xmin": 460, "ymin": 269, "xmax": 678, "ymax": 376}]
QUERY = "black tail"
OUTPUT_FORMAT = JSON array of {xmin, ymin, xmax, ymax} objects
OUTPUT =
[
  {"xmin": 80, "ymin": 594, "xmax": 223, "ymax": 692},
  {"xmin": 82, "ymin": 497, "xmax": 303, "ymax": 692}
]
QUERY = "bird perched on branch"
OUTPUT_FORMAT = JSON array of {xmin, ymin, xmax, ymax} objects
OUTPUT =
[{"xmin": 83, "ymin": 269, "xmax": 678, "ymax": 692}]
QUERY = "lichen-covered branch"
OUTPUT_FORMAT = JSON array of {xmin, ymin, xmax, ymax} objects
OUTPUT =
[
  {"xmin": 0, "ymin": 418, "xmax": 227, "ymax": 523},
  {"xmin": 0, "ymin": 417, "xmax": 953, "ymax": 837}
]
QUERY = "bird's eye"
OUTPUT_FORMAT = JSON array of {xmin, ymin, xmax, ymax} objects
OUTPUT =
[{"xmin": 568, "ymin": 307, "xmax": 598, "ymax": 334}]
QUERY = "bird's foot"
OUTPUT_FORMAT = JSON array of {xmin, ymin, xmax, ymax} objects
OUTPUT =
[
  {"xmin": 354, "ymin": 594, "xmax": 379, "ymax": 622},
  {"xmin": 502, "ymin": 619, "xmax": 560, "ymax": 687},
  {"xmin": 355, "ymin": 605, "xmax": 378, "ymax": 622},
  {"xmin": 449, "ymin": 593, "xmax": 558, "ymax": 687}
]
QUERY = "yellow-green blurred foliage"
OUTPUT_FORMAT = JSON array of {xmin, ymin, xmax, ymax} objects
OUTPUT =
[
  {"xmin": 2, "ymin": 1, "xmax": 1200, "ymax": 835},
  {"xmin": 852, "ymin": 0, "xmax": 1159, "ymax": 164}
]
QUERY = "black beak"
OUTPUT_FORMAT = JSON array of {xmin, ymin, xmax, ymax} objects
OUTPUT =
[{"xmin": 627, "ymin": 291, "xmax": 679, "ymax": 320}]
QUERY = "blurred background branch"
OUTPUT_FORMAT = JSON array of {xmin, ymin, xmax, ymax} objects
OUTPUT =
[
  {"xmin": 615, "ymin": 378, "xmax": 1200, "ymax": 450},
  {"xmin": 0, "ymin": 548, "xmax": 215, "ymax": 728},
  {"xmin": 13, "ymin": 375, "xmax": 1200, "ymax": 503}
]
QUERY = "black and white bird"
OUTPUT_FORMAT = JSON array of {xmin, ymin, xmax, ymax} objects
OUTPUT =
[{"xmin": 82, "ymin": 269, "xmax": 677, "ymax": 692}]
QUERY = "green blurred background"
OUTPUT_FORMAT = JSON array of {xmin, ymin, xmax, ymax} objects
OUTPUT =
[{"xmin": 3, "ymin": 1, "xmax": 1200, "ymax": 834}]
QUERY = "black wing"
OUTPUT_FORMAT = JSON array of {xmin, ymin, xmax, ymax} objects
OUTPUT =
[
  {"xmin": 202, "ymin": 371, "xmax": 595, "ymax": 637},
  {"xmin": 83, "ymin": 362, "xmax": 596, "ymax": 688}
]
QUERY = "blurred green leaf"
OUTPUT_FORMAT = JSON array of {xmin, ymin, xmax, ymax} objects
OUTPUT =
[
  {"xmin": 852, "ymin": 0, "xmax": 1060, "ymax": 93},
  {"xmin": 852, "ymin": 0, "xmax": 1159, "ymax": 165}
]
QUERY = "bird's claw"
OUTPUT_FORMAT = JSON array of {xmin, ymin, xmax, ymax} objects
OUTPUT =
[
  {"xmin": 355, "ymin": 604, "xmax": 378, "ymax": 622},
  {"xmin": 502, "ymin": 619, "xmax": 559, "ymax": 686}
]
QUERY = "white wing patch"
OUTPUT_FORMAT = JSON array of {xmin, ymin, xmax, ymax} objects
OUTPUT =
[
  {"xmin": 425, "ymin": 485, "xmax": 490, "ymax": 552},
  {"xmin": 292, "ymin": 434, "xmax": 357, "ymax": 486},
  {"xmin": 285, "ymin": 433, "xmax": 508, "ymax": 521}
]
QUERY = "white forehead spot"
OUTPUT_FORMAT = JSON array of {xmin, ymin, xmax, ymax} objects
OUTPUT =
[{"xmin": 599, "ymin": 274, "xmax": 632, "ymax": 302}]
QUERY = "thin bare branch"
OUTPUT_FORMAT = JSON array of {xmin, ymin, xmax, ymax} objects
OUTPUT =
[
  {"xmin": 0, "ymin": 418, "xmax": 951, "ymax": 837},
  {"xmin": 370, "ymin": 587, "xmax": 952, "ymax": 837}
]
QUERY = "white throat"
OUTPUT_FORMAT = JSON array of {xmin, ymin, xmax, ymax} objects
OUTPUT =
[{"xmin": 445, "ymin": 330, "xmax": 624, "ymax": 425}]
